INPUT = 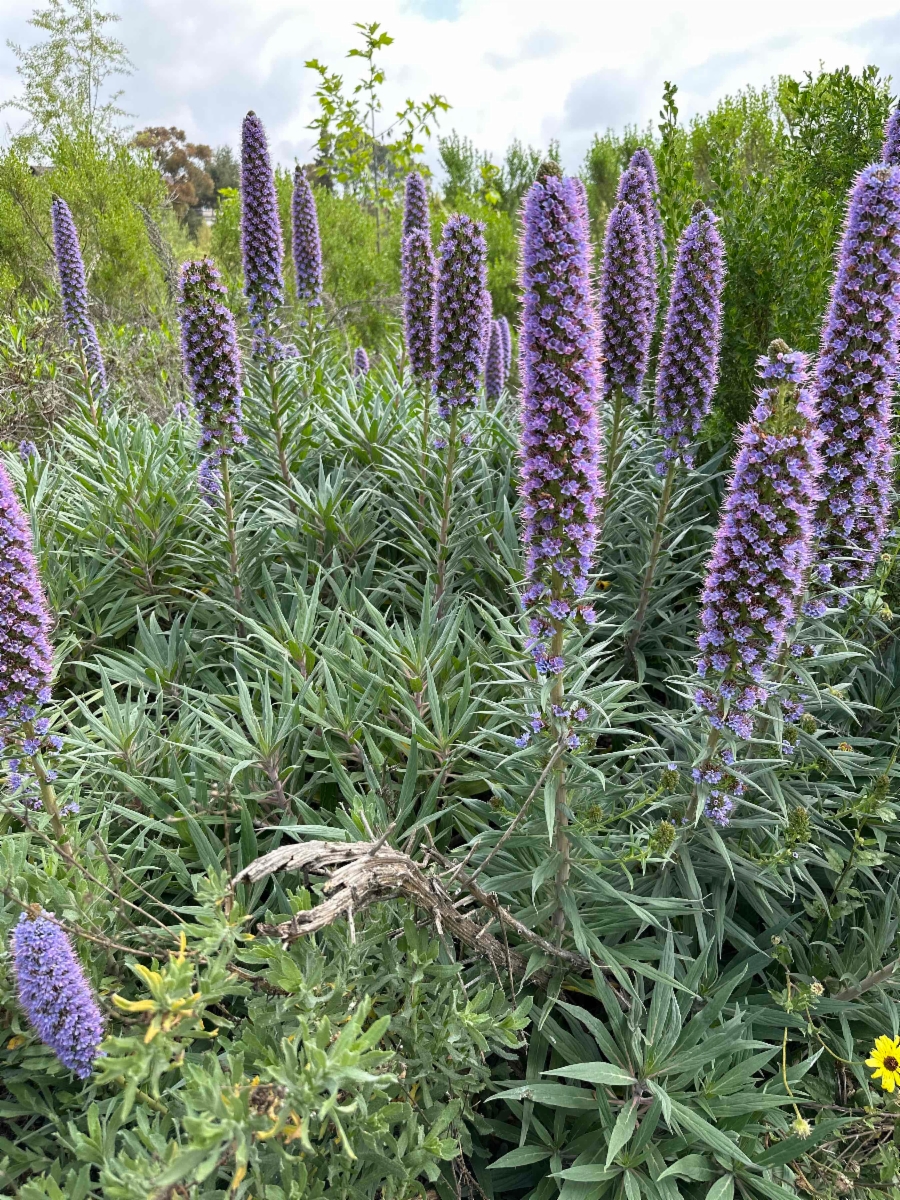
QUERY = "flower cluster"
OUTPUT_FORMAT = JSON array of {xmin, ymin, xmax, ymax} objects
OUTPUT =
[
  {"xmin": 598, "ymin": 201, "xmax": 653, "ymax": 402},
  {"xmin": 178, "ymin": 259, "xmax": 247, "ymax": 504},
  {"xmin": 883, "ymin": 104, "xmax": 900, "ymax": 167},
  {"xmin": 10, "ymin": 911, "xmax": 104, "ymax": 1078},
  {"xmin": 0, "ymin": 463, "xmax": 53, "ymax": 729},
  {"xmin": 627, "ymin": 148, "xmax": 667, "ymax": 263},
  {"xmin": 813, "ymin": 164, "xmax": 900, "ymax": 594},
  {"xmin": 403, "ymin": 171, "xmax": 430, "ymax": 238},
  {"xmin": 433, "ymin": 214, "xmax": 490, "ymax": 419},
  {"xmin": 291, "ymin": 166, "xmax": 323, "ymax": 314},
  {"xmin": 514, "ymin": 701, "xmax": 590, "ymax": 749},
  {"xmin": 614, "ymin": 163, "xmax": 659, "ymax": 325},
  {"xmin": 401, "ymin": 227, "xmax": 437, "ymax": 383},
  {"xmin": 497, "ymin": 315, "xmax": 512, "ymax": 376},
  {"xmin": 519, "ymin": 165, "xmax": 602, "ymax": 672},
  {"xmin": 354, "ymin": 346, "xmax": 370, "ymax": 377},
  {"xmin": 485, "ymin": 320, "xmax": 506, "ymax": 400},
  {"xmin": 655, "ymin": 203, "xmax": 726, "ymax": 469},
  {"xmin": 696, "ymin": 342, "xmax": 822, "ymax": 738},
  {"xmin": 240, "ymin": 112, "xmax": 292, "ymax": 360},
  {"xmin": 50, "ymin": 198, "xmax": 106, "ymax": 390}
]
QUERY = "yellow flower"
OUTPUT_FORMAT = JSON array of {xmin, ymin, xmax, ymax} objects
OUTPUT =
[{"xmin": 866, "ymin": 1035, "xmax": 900, "ymax": 1091}]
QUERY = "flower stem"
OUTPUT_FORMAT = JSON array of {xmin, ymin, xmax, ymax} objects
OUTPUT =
[
  {"xmin": 434, "ymin": 409, "xmax": 458, "ymax": 612},
  {"xmin": 685, "ymin": 726, "xmax": 720, "ymax": 824},
  {"xmin": 602, "ymin": 387, "xmax": 628, "ymax": 517},
  {"xmin": 32, "ymin": 751, "xmax": 73, "ymax": 860},
  {"xmin": 549, "ymin": 621, "xmax": 570, "ymax": 937},
  {"xmin": 262, "ymin": 317, "xmax": 294, "ymax": 505},
  {"xmin": 624, "ymin": 458, "xmax": 677, "ymax": 665},
  {"xmin": 220, "ymin": 453, "xmax": 244, "ymax": 636},
  {"xmin": 76, "ymin": 339, "xmax": 99, "ymax": 424}
]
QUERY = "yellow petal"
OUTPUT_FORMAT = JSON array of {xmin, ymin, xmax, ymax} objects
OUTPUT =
[
  {"xmin": 883, "ymin": 1072, "xmax": 895, "ymax": 1092},
  {"xmin": 866, "ymin": 1055, "xmax": 880, "ymax": 1067},
  {"xmin": 6, "ymin": 1035, "xmax": 25, "ymax": 1050}
]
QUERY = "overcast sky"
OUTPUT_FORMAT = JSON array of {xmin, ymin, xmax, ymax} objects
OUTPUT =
[{"xmin": 3, "ymin": 0, "xmax": 900, "ymax": 172}]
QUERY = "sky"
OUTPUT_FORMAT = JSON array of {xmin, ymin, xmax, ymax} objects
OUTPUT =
[{"xmin": 3, "ymin": 0, "xmax": 900, "ymax": 172}]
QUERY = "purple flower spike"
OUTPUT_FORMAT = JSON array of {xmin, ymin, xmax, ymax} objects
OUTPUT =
[
  {"xmin": 485, "ymin": 320, "xmax": 506, "ymax": 400},
  {"xmin": 50, "ymin": 198, "xmax": 106, "ymax": 390},
  {"xmin": 696, "ymin": 342, "xmax": 823, "ymax": 738},
  {"xmin": 402, "ymin": 227, "xmax": 437, "ymax": 383},
  {"xmin": 0, "ymin": 462, "xmax": 53, "ymax": 727},
  {"xmin": 291, "ymin": 166, "xmax": 323, "ymax": 314},
  {"xmin": 403, "ymin": 171, "xmax": 430, "ymax": 238},
  {"xmin": 813, "ymin": 164, "xmax": 900, "ymax": 594},
  {"xmin": 627, "ymin": 148, "xmax": 666, "ymax": 264},
  {"xmin": 614, "ymin": 163, "xmax": 659, "ymax": 327},
  {"xmin": 10, "ymin": 912, "xmax": 104, "ymax": 1079},
  {"xmin": 497, "ymin": 315, "xmax": 512, "ymax": 377},
  {"xmin": 520, "ymin": 164, "xmax": 602, "ymax": 627},
  {"xmin": 883, "ymin": 103, "xmax": 900, "ymax": 166},
  {"xmin": 240, "ymin": 112, "xmax": 292, "ymax": 361},
  {"xmin": 354, "ymin": 346, "xmax": 370, "ymax": 377},
  {"xmin": 598, "ymin": 201, "xmax": 653, "ymax": 403},
  {"xmin": 178, "ymin": 259, "xmax": 247, "ymax": 504},
  {"xmin": 656, "ymin": 203, "xmax": 726, "ymax": 468},
  {"xmin": 433, "ymin": 213, "xmax": 490, "ymax": 419}
]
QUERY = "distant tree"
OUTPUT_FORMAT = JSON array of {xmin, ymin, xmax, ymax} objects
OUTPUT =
[
  {"xmin": 2, "ymin": 0, "xmax": 131, "ymax": 142},
  {"xmin": 132, "ymin": 126, "xmax": 215, "ymax": 239},
  {"xmin": 208, "ymin": 145, "xmax": 239, "ymax": 196}
]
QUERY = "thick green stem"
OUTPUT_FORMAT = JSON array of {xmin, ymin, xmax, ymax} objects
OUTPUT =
[
  {"xmin": 549, "ymin": 621, "xmax": 570, "ymax": 936},
  {"xmin": 76, "ymin": 339, "xmax": 99, "ymax": 424},
  {"xmin": 261, "ymin": 316, "xmax": 294, "ymax": 506},
  {"xmin": 434, "ymin": 409, "xmax": 458, "ymax": 611},
  {"xmin": 602, "ymin": 387, "xmax": 628, "ymax": 517},
  {"xmin": 624, "ymin": 459, "xmax": 677, "ymax": 664},
  {"xmin": 220, "ymin": 453, "xmax": 244, "ymax": 636},
  {"xmin": 32, "ymin": 750, "xmax": 74, "ymax": 860}
]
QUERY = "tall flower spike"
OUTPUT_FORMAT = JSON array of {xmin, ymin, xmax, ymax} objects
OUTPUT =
[
  {"xmin": 519, "ymin": 164, "xmax": 603, "ymax": 643},
  {"xmin": 813, "ymin": 163, "xmax": 900, "ymax": 595},
  {"xmin": 614, "ymin": 163, "xmax": 659, "ymax": 326},
  {"xmin": 433, "ymin": 213, "xmax": 490, "ymax": 418},
  {"xmin": 11, "ymin": 912, "xmax": 104, "ymax": 1079},
  {"xmin": 401, "ymin": 227, "xmax": 437, "ymax": 383},
  {"xmin": 497, "ymin": 314, "xmax": 512, "ymax": 377},
  {"xmin": 696, "ymin": 342, "xmax": 822, "ymax": 739},
  {"xmin": 178, "ymin": 259, "xmax": 247, "ymax": 504},
  {"xmin": 598, "ymin": 201, "xmax": 653, "ymax": 403},
  {"xmin": 354, "ymin": 346, "xmax": 370, "ymax": 377},
  {"xmin": 627, "ymin": 148, "xmax": 667, "ymax": 263},
  {"xmin": 403, "ymin": 171, "xmax": 430, "ymax": 238},
  {"xmin": 0, "ymin": 463, "xmax": 53, "ymax": 727},
  {"xmin": 240, "ymin": 112, "xmax": 291, "ymax": 360},
  {"xmin": 50, "ymin": 198, "xmax": 106, "ymax": 392},
  {"xmin": 291, "ymin": 166, "xmax": 323, "ymax": 315},
  {"xmin": 883, "ymin": 103, "xmax": 900, "ymax": 166},
  {"xmin": 485, "ymin": 320, "xmax": 505, "ymax": 400},
  {"xmin": 655, "ymin": 203, "xmax": 726, "ymax": 468}
]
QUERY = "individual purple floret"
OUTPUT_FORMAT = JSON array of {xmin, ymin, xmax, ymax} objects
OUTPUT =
[
  {"xmin": 10, "ymin": 912, "xmax": 104, "ymax": 1079},
  {"xmin": 240, "ymin": 112, "xmax": 292, "ymax": 360},
  {"xmin": 696, "ymin": 342, "xmax": 822, "ymax": 738},
  {"xmin": 655, "ymin": 203, "xmax": 726, "ymax": 468},
  {"xmin": 485, "ymin": 320, "xmax": 506, "ymax": 400},
  {"xmin": 353, "ymin": 346, "xmax": 370, "ymax": 377},
  {"xmin": 291, "ymin": 165, "xmax": 323, "ymax": 315},
  {"xmin": 0, "ymin": 463, "xmax": 53, "ymax": 727},
  {"xmin": 614, "ymin": 163, "xmax": 659, "ymax": 327},
  {"xmin": 627, "ymin": 148, "xmax": 666, "ymax": 264},
  {"xmin": 883, "ymin": 103, "xmax": 900, "ymax": 166},
  {"xmin": 519, "ymin": 163, "xmax": 602, "ymax": 670},
  {"xmin": 813, "ymin": 164, "xmax": 900, "ymax": 594},
  {"xmin": 598, "ymin": 201, "xmax": 653, "ymax": 403},
  {"xmin": 497, "ymin": 315, "xmax": 512, "ymax": 377},
  {"xmin": 177, "ymin": 258, "xmax": 247, "ymax": 504},
  {"xmin": 18, "ymin": 441, "xmax": 37, "ymax": 463},
  {"xmin": 403, "ymin": 171, "xmax": 430, "ymax": 238},
  {"xmin": 50, "ymin": 198, "xmax": 106, "ymax": 392},
  {"xmin": 402, "ymin": 227, "xmax": 437, "ymax": 383},
  {"xmin": 433, "ymin": 213, "xmax": 490, "ymax": 419}
]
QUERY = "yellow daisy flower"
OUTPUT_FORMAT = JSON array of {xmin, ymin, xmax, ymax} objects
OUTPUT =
[{"xmin": 866, "ymin": 1035, "xmax": 900, "ymax": 1091}]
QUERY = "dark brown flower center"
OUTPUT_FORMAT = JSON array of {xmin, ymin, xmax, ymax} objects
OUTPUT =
[{"xmin": 884, "ymin": 1056, "xmax": 898, "ymax": 1072}]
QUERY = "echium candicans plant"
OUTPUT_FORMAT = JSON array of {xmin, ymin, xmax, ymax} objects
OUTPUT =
[
  {"xmin": 624, "ymin": 203, "xmax": 725, "ymax": 662},
  {"xmin": 883, "ymin": 102, "xmax": 900, "ymax": 166},
  {"xmin": 485, "ymin": 320, "xmax": 505, "ymax": 400},
  {"xmin": 497, "ymin": 314, "xmax": 512, "ymax": 377},
  {"xmin": 51, "ymin": 197, "xmax": 106, "ymax": 418},
  {"xmin": 614, "ymin": 162, "xmax": 659, "ymax": 326},
  {"xmin": 178, "ymin": 258, "xmax": 247, "ymax": 619},
  {"xmin": 432, "ymin": 213, "xmax": 490, "ymax": 605},
  {"xmin": 812, "ymin": 163, "xmax": 900, "ymax": 598},
  {"xmin": 598, "ymin": 201, "xmax": 653, "ymax": 499},
  {"xmin": 10, "ymin": 912, "xmax": 104, "ymax": 1079},
  {"xmin": 402, "ymin": 227, "xmax": 437, "ymax": 385},
  {"xmin": 517, "ymin": 162, "xmax": 602, "ymax": 929},
  {"xmin": 403, "ymin": 171, "xmax": 429, "ymax": 238},
  {"xmin": 691, "ymin": 343, "xmax": 822, "ymax": 824},
  {"xmin": 291, "ymin": 166, "xmax": 323, "ymax": 323},
  {"xmin": 354, "ymin": 346, "xmax": 370, "ymax": 377},
  {"xmin": 627, "ymin": 147, "xmax": 667, "ymax": 264}
]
